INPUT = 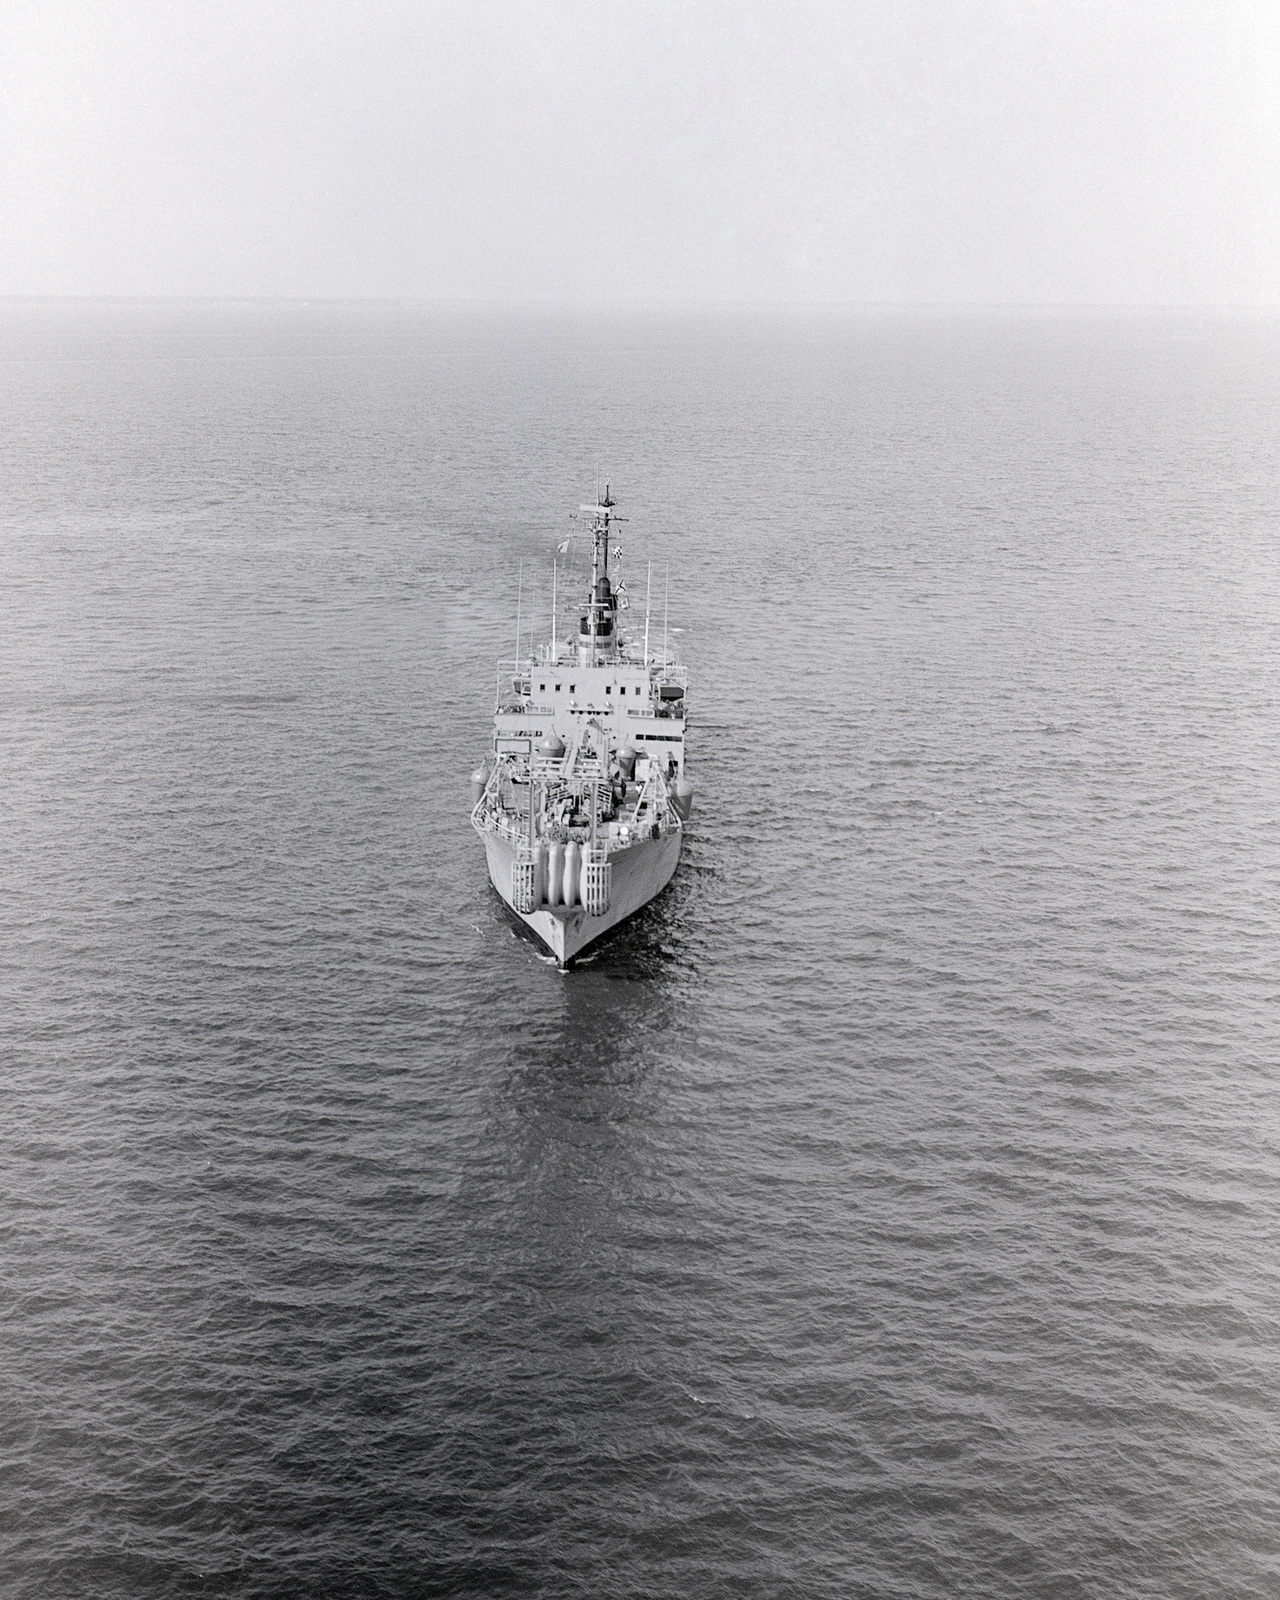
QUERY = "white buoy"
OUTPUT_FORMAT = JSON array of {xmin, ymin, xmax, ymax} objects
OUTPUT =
[
  {"xmin": 546, "ymin": 842, "xmax": 564, "ymax": 906},
  {"xmin": 562, "ymin": 840, "xmax": 580, "ymax": 906},
  {"xmin": 534, "ymin": 840, "xmax": 549, "ymax": 905}
]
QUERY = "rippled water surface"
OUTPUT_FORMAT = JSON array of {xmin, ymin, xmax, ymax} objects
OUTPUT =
[{"xmin": 2, "ymin": 302, "xmax": 1279, "ymax": 1598}]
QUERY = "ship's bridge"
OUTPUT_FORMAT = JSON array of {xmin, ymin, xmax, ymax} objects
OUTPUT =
[
  {"xmin": 492, "ymin": 648, "xmax": 687, "ymax": 776},
  {"xmin": 493, "ymin": 484, "xmax": 685, "ymax": 773}
]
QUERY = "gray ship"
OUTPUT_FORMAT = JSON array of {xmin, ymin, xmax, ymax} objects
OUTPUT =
[{"xmin": 471, "ymin": 489, "xmax": 693, "ymax": 966}]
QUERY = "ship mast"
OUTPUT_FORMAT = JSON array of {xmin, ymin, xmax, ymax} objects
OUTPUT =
[
  {"xmin": 590, "ymin": 487, "xmax": 612, "ymax": 653},
  {"xmin": 579, "ymin": 484, "xmax": 619, "ymax": 666}
]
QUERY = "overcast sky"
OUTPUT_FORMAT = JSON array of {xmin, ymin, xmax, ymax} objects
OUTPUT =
[{"xmin": 3, "ymin": 1, "xmax": 1277, "ymax": 303}]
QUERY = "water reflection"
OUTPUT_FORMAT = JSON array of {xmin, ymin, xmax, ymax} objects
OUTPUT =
[{"xmin": 484, "ymin": 880, "xmax": 699, "ymax": 1280}]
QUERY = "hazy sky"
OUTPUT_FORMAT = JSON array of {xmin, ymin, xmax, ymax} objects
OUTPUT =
[{"xmin": 4, "ymin": 1, "xmax": 1278, "ymax": 303}]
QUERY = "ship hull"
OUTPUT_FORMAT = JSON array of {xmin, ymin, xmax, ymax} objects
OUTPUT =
[{"xmin": 482, "ymin": 829, "xmax": 682, "ymax": 964}]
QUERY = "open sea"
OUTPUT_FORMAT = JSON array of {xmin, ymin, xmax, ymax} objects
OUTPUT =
[{"xmin": 2, "ymin": 300, "xmax": 1279, "ymax": 1598}]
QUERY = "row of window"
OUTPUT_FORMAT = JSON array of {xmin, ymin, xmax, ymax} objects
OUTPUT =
[{"xmin": 537, "ymin": 682, "xmax": 642, "ymax": 697}]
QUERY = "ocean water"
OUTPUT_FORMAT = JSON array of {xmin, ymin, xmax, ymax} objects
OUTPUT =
[{"xmin": 2, "ymin": 301, "xmax": 1279, "ymax": 1598}]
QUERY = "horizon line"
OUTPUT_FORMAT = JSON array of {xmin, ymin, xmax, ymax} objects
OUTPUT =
[{"xmin": 1, "ymin": 294, "xmax": 1277, "ymax": 313}]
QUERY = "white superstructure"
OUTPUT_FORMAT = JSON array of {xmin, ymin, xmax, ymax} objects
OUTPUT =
[{"xmin": 471, "ymin": 489, "xmax": 692, "ymax": 965}]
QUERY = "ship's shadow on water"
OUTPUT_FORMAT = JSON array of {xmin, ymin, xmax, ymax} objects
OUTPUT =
[
  {"xmin": 496, "ymin": 938, "xmax": 680, "ymax": 1114},
  {"xmin": 488, "ymin": 878, "xmax": 696, "ymax": 1187},
  {"xmin": 439, "ymin": 855, "xmax": 728, "ymax": 1600}
]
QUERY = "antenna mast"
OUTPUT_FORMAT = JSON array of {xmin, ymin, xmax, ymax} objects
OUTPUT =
[
  {"xmin": 587, "ymin": 487, "xmax": 614, "ymax": 663},
  {"xmin": 515, "ymin": 559, "xmax": 523, "ymax": 663},
  {"xmin": 643, "ymin": 560, "xmax": 652, "ymax": 665},
  {"xmin": 589, "ymin": 507, "xmax": 599, "ymax": 659}
]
